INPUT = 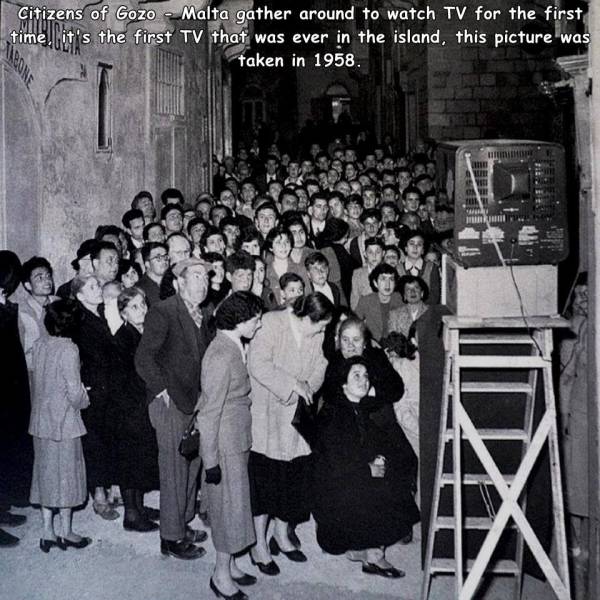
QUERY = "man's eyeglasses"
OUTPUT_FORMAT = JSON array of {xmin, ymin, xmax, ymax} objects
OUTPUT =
[{"xmin": 150, "ymin": 253, "xmax": 168, "ymax": 262}]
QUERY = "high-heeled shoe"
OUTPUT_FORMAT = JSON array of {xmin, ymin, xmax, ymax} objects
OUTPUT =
[
  {"xmin": 209, "ymin": 578, "xmax": 248, "ymax": 600},
  {"xmin": 269, "ymin": 537, "xmax": 307, "ymax": 562},
  {"xmin": 56, "ymin": 536, "xmax": 92, "ymax": 550},
  {"xmin": 249, "ymin": 554, "xmax": 280, "ymax": 576},
  {"xmin": 39, "ymin": 538, "xmax": 64, "ymax": 553}
]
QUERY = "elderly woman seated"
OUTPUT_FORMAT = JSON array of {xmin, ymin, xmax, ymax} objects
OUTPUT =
[{"xmin": 313, "ymin": 357, "xmax": 420, "ymax": 577}]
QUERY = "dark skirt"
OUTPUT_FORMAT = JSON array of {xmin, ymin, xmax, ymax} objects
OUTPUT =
[
  {"xmin": 248, "ymin": 451, "xmax": 312, "ymax": 524},
  {"xmin": 81, "ymin": 393, "xmax": 117, "ymax": 490},
  {"xmin": 314, "ymin": 473, "xmax": 419, "ymax": 555},
  {"xmin": 114, "ymin": 406, "xmax": 158, "ymax": 491}
]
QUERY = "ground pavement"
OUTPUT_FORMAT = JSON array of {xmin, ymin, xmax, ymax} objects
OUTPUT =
[{"xmin": 1, "ymin": 491, "xmax": 553, "ymax": 600}]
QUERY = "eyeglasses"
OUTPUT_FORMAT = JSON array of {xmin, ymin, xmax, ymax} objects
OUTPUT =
[
  {"xmin": 309, "ymin": 266, "xmax": 328, "ymax": 274},
  {"xmin": 150, "ymin": 253, "xmax": 168, "ymax": 262}
]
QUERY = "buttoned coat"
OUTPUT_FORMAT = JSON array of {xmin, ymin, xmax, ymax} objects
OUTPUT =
[
  {"xmin": 197, "ymin": 332, "xmax": 252, "ymax": 469},
  {"xmin": 248, "ymin": 309, "xmax": 328, "ymax": 461},
  {"xmin": 388, "ymin": 302, "xmax": 429, "ymax": 338},
  {"xmin": 355, "ymin": 292, "xmax": 405, "ymax": 342},
  {"xmin": 29, "ymin": 337, "xmax": 89, "ymax": 441}
]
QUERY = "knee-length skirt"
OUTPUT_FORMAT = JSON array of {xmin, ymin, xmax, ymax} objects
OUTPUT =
[
  {"xmin": 30, "ymin": 436, "xmax": 87, "ymax": 508},
  {"xmin": 206, "ymin": 450, "xmax": 255, "ymax": 554}
]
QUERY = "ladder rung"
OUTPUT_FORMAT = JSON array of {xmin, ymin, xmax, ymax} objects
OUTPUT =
[
  {"xmin": 430, "ymin": 558, "xmax": 520, "ymax": 574},
  {"xmin": 445, "ymin": 428, "xmax": 528, "ymax": 441},
  {"xmin": 441, "ymin": 473, "xmax": 516, "ymax": 486},
  {"xmin": 435, "ymin": 516, "xmax": 516, "ymax": 530},
  {"xmin": 460, "ymin": 334, "xmax": 534, "ymax": 345},
  {"xmin": 456, "ymin": 356, "xmax": 547, "ymax": 369},
  {"xmin": 461, "ymin": 381, "xmax": 533, "ymax": 394}
]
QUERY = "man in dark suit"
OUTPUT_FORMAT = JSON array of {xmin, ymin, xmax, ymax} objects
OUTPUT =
[
  {"xmin": 136, "ymin": 257, "xmax": 213, "ymax": 560},
  {"xmin": 307, "ymin": 192, "xmax": 329, "ymax": 249},
  {"xmin": 137, "ymin": 242, "xmax": 168, "ymax": 307},
  {"xmin": 254, "ymin": 154, "xmax": 281, "ymax": 194}
]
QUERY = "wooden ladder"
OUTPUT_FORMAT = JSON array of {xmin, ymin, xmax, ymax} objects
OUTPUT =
[{"xmin": 421, "ymin": 316, "xmax": 571, "ymax": 600}]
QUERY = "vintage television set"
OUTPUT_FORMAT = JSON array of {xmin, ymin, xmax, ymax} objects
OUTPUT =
[{"xmin": 437, "ymin": 140, "xmax": 569, "ymax": 317}]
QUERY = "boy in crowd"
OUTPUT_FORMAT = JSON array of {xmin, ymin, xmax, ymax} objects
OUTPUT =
[
  {"xmin": 304, "ymin": 252, "xmax": 345, "ymax": 308},
  {"xmin": 254, "ymin": 202, "xmax": 279, "ymax": 244},
  {"xmin": 132, "ymin": 190, "xmax": 156, "ymax": 223},
  {"xmin": 350, "ymin": 237, "xmax": 385, "ymax": 310},
  {"xmin": 201, "ymin": 227, "xmax": 226, "ymax": 256},
  {"xmin": 225, "ymin": 251, "xmax": 255, "ymax": 293},
  {"xmin": 278, "ymin": 272, "xmax": 305, "ymax": 307},
  {"xmin": 161, "ymin": 204, "xmax": 184, "ymax": 235}
]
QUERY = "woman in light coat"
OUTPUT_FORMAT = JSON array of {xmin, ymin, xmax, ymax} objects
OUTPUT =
[
  {"xmin": 29, "ymin": 299, "xmax": 91, "ymax": 552},
  {"xmin": 247, "ymin": 293, "xmax": 333, "ymax": 573}
]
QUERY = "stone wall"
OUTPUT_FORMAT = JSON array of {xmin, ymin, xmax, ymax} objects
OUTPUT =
[
  {"xmin": 425, "ymin": 0, "xmax": 561, "ymax": 142},
  {"xmin": 0, "ymin": 3, "xmax": 230, "ymax": 284}
]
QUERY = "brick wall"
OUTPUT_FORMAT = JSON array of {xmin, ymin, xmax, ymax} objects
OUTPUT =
[{"xmin": 425, "ymin": 0, "xmax": 561, "ymax": 141}]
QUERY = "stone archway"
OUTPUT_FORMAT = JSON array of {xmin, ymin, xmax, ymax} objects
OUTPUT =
[{"xmin": 0, "ymin": 64, "xmax": 41, "ymax": 257}]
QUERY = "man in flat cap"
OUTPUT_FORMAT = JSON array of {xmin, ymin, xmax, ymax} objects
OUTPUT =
[{"xmin": 135, "ymin": 258, "xmax": 214, "ymax": 559}]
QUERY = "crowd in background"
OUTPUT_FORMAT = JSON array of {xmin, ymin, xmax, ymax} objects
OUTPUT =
[{"xmin": 0, "ymin": 129, "xmax": 460, "ymax": 599}]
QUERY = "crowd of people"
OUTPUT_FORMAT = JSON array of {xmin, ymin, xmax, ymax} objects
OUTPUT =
[{"xmin": 0, "ymin": 132, "xmax": 457, "ymax": 600}]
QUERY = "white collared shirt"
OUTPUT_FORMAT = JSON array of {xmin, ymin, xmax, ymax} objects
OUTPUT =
[
  {"xmin": 404, "ymin": 257, "xmax": 424, "ymax": 276},
  {"xmin": 313, "ymin": 282, "xmax": 334, "ymax": 304}
]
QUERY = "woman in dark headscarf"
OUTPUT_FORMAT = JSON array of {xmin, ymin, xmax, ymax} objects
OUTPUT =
[{"xmin": 313, "ymin": 357, "xmax": 419, "ymax": 577}]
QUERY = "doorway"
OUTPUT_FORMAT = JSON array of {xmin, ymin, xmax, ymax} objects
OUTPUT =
[{"xmin": 0, "ymin": 64, "xmax": 41, "ymax": 256}]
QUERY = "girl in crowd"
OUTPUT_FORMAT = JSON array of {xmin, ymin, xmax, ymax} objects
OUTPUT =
[
  {"xmin": 248, "ymin": 293, "xmax": 333, "ymax": 573},
  {"xmin": 197, "ymin": 292, "xmax": 264, "ymax": 600},
  {"xmin": 313, "ymin": 357, "xmax": 419, "ymax": 576},
  {"xmin": 204, "ymin": 252, "xmax": 230, "ymax": 306},
  {"xmin": 112, "ymin": 287, "xmax": 159, "ymax": 532},
  {"xmin": 396, "ymin": 230, "xmax": 440, "ymax": 305},
  {"xmin": 116, "ymin": 259, "xmax": 142, "ymax": 289},
  {"xmin": 29, "ymin": 299, "xmax": 91, "ymax": 552},
  {"xmin": 388, "ymin": 275, "xmax": 430, "ymax": 338},
  {"xmin": 188, "ymin": 217, "xmax": 209, "ymax": 258},
  {"xmin": 72, "ymin": 275, "xmax": 119, "ymax": 521},
  {"xmin": 264, "ymin": 226, "xmax": 306, "ymax": 305},
  {"xmin": 286, "ymin": 215, "xmax": 313, "ymax": 269}
]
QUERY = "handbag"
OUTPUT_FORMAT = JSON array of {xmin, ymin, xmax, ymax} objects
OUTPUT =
[
  {"xmin": 178, "ymin": 411, "xmax": 200, "ymax": 460},
  {"xmin": 291, "ymin": 396, "xmax": 318, "ymax": 448}
]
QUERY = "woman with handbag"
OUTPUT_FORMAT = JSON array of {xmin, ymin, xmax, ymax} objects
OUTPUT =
[
  {"xmin": 247, "ymin": 293, "xmax": 333, "ymax": 573},
  {"xmin": 196, "ymin": 292, "xmax": 264, "ymax": 600}
]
